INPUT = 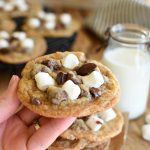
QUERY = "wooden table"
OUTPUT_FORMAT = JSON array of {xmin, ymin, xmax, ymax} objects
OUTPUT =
[{"xmin": 0, "ymin": 29, "xmax": 150, "ymax": 150}]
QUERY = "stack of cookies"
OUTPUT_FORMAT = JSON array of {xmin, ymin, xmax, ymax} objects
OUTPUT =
[{"xmin": 18, "ymin": 51, "xmax": 124, "ymax": 150}]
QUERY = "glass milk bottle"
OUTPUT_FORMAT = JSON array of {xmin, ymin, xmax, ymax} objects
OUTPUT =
[{"xmin": 102, "ymin": 24, "xmax": 150, "ymax": 119}]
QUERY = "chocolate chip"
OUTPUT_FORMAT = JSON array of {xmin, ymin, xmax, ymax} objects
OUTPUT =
[
  {"xmin": 76, "ymin": 63, "xmax": 96, "ymax": 76},
  {"xmin": 67, "ymin": 73, "xmax": 82, "ymax": 85},
  {"xmin": 42, "ymin": 60, "xmax": 61, "ymax": 71},
  {"xmin": 51, "ymin": 91, "xmax": 68, "ymax": 105},
  {"xmin": 96, "ymin": 120, "xmax": 102, "ymax": 124},
  {"xmin": 80, "ymin": 89, "xmax": 89, "ymax": 98},
  {"xmin": 56, "ymin": 72, "xmax": 68, "ymax": 85},
  {"xmin": 90, "ymin": 87, "xmax": 101, "ymax": 98},
  {"xmin": 31, "ymin": 98, "xmax": 41, "ymax": 105}
]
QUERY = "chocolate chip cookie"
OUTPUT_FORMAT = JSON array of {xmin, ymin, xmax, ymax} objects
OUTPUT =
[
  {"xmin": 23, "ymin": 11, "xmax": 80, "ymax": 37},
  {"xmin": 61, "ymin": 109, "xmax": 123, "ymax": 142},
  {"xmin": 18, "ymin": 52, "xmax": 119, "ymax": 118},
  {"xmin": 0, "ymin": 31, "xmax": 47, "ymax": 64}
]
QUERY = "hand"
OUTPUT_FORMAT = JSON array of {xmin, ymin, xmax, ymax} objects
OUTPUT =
[{"xmin": 0, "ymin": 75, "xmax": 75, "ymax": 150}]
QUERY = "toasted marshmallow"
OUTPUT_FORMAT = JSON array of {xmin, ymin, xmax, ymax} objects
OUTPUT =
[
  {"xmin": 21, "ymin": 38, "xmax": 34, "ymax": 52},
  {"xmin": 145, "ymin": 114, "xmax": 150, "ymax": 124},
  {"xmin": 0, "ymin": 31, "xmax": 9, "ymax": 39},
  {"xmin": 60, "ymin": 13, "xmax": 72, "ymax": 27},
  {"xmin": 142, "ymin": 124, "xmax": 150, "ymax": 141},
  {"xmin": 44, "ymin": 21, "xmax": 56, "ymax": 30},
  {"xmin": 86, "ymin": 115, "xmax": 104, "ymax": 132},
  {"xmin": 44, "ymin": 13, "xmax": 56, "ymax": 21},
  {"xmin": 37, "ymin": 10, "xmax": 45, "ymax": 19},
  {"xmin": 0, "ymin": 39, "xmax": 9, "ymax": 49},
  {"xmin": 13, "ymin": 32, "xmax": 26, "ymax": 41},
  {"xmin": 62, "ymin": 54, "xmax": 79, "ymax": 69},
  {"xmin": 4, "ymin": 3, "xmax": 14, "ymax": 11},
  {"xmin": 35, "ymin": 72, "xmax": 55, "ymax": 91},
  {"xmin": 98, "ymin": 108, "xmax": 116, "ymax": 122},
  {"xmin": 62, "ymin": 80, "xmax": 80, "ymax": 100},
  {"xmin": 28, "ymin": 18, "xmax": 41, "ymax": 28},
  {"xmin": 82, "ymin": 71, "xmax": 104, "ymax": 88}
]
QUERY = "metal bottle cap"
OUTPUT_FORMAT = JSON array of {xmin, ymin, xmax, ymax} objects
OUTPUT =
[{"xmin": 110, "ymin": 24, "xmax": 150, "ymax": 44}]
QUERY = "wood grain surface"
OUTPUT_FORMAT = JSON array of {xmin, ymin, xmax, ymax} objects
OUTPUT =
[{"xmin": 0, "ymin": 28, "xmax": 150, "ymax": 150}]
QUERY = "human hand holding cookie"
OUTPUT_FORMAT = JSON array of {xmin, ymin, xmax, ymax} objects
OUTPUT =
[{"xmin": 0, "ymin": 75, "xmax": 75, "ymax": 150}]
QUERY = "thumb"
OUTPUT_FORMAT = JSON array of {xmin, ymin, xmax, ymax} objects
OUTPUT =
[{"xmin": 0, "ymin": 75, "xmax": 20, "ymax": 123}]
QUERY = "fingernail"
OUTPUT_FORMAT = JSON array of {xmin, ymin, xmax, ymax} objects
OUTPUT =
[{"xmin": 8, "ymin": 75, "xmax": 17, "ymax": 88}]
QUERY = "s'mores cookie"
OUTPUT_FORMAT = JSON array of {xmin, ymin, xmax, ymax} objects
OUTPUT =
[
  {"xmin": 0, "ymin": 0, "xmax": 41, "ymax": 17},
  {"xmin": 49, "ymin": 138, "xmax": 110, "ymax": 150},
  {"xmin": 18, "ymin": 52, "xmax": 119, "ymax": 118},
  {"xmin": 23, "ymin": 11, "xmax": 80, "ymax": 37},
  {"xmin": 61, "ymin": 109, "xmax": 123, "ymax": 142},
  {"xmin": 0, "ymin": 31, "xmax": 47, "ymax": 64}
]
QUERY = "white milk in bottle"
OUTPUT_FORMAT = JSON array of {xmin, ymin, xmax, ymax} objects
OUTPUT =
[{"xmin": 101, "ymin": 24, "xmax": 150, "ymax": 119}]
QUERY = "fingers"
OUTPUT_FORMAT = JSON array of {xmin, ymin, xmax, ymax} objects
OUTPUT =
[
  {"xmin": 0, "ymin": 75, "xmax": 20, "ymax": 123},
  {"xmin": 27, "ymin": 117, "xmax": 76, "ymax": 150},
  {"xmin": 17, "ymin": 108, "xmax": 40, "ymax": 126}
]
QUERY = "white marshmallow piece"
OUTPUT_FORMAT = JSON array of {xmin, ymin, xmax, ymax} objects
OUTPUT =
[
  {"xmin": 45, "ymin": 21, "xmax": 56, "ymax": 30},
  {"xmin": 4, "ymin": 3, "xmax": 14, "ymax": 12},
  {"xmin": 62, "ymin": 54, "xmax": 79, "ymax": 69},
  {"xmin": 82, "ymin": 71, "xmax": 104, "ymax": 88},
  {"xmin": 17, "ymin": 1, "xmax": 28, "ymax": 12},
  {"xmin": 98, "ymin": 108, "xmax": 116, "ymax": 122},
  {"xmin": 28, "ymin": 18, "xmax": 41, "ymax": 28},
  {"xmin": 21, "ymin": 38, "xmax": 34, "ymax": 53},
  {"xmin": 86, "ymin": 115, "xmax": 104, "ymax": 132},
  {"xmin": 35, "ymin": 72, "xmax": 55, "ymax": 91},
  {"xmin": 0, "ymin": 31, "xmax": 9, "ymax": 39},
  {"xmin": 0, "ymin": 39, "xmax": 9, "ymax": 49},
  {"xmin": 62, "ymin": 80, "xmax": 81, "ymax": 100},
  {"xmin": 13, "ymin": 32, "xmax": 26, "ymax": 41},
  {"xmin": 145, "ymin": 114, "xmax": 150, "ymax": 124},
  {"xmin": 60, "ymin": 13, "xmax": 72, "ymax": 27},
  {"xmin": 44, "ymin": 13, "xmax": 56, "ymax": 21},
  {"xmin": 37, "ymin": 10, "xmax": 45, "ymax": 19},
  {"xmin": 142, "ymin": 124, "xmax": 150, "ymax": 141}
]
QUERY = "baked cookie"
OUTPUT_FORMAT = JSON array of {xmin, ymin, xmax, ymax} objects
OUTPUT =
[
  {"xmin": 0, "ymin": 0, "xmax": 41, "ymax": 17},
  {"xmin": 23, "ymin": 11, "xmax": 80, "ymax": 37},
  {"xmin": 49, "ymin": 138, "xmax": 110, "ymax": 150},
  {"xmin": 0, "ymin": 31, "xmax": 47, "ymax": 64},
  {"xmin": 18, "ymin": 52, "xmax": 119, "ymax": 118},
  {"xmin": 61, "ymin": 109, "xmax": 123, "ymax": 142}
]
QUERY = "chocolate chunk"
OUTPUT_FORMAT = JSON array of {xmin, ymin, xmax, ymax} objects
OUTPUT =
[
  {"xmin": 42, "ymin": 60, "xmax": 61, "ymax": 71},
  {"xmin": 80, "ymin": 89, "xmax": 89, "ymax": 98},
  {"xmin": 31, "ymin": 98, "xmax": 41, "ymax": 105},
  {"xmin": 96, "ymin": 120, "xmax": 102, "ymax": 124},
  {"xmin": 56, "ymin": 72, "xmax": 68, "ymax": 85},
  {"xmin": 90, "ymin": 87, "xmax": 101, "ymax": 98},
  {"xmin": 51, "ymin": 91, "xmax": 68, "ymax": 105},
  {"xmin": 76, "ymin": 63, "xmax": 96, "ymax": 76},
  {"xmin": 31, "ymin": 64, "xmax": 51, "ymax": 78},
  {"xmin": 67, "ymin": 73, "xmax": 82, "ymax": 85}
]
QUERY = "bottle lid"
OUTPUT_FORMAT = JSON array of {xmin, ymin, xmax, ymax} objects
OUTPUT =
[{"xmin": 110, "ymin": 24, "xmax": 150, "ymax": 44}]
